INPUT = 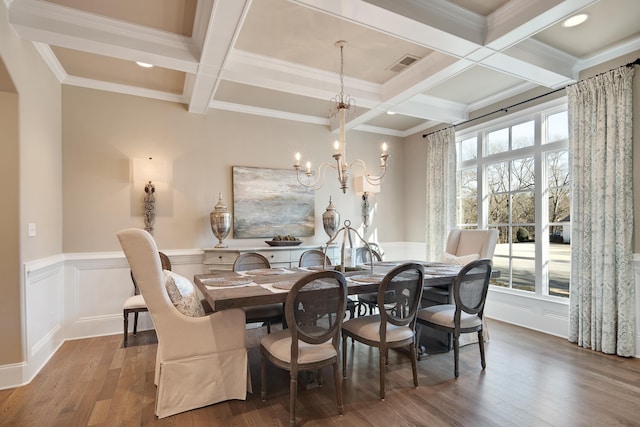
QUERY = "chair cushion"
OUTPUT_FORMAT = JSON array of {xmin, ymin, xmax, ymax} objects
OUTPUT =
[
  {"xmin": 417, "ymin": 304, "xmax": 482, "ymax": 329},
  {"xmin": 123, "ymin": 294, "xmax": 147, "ymax": 310},
  {"xmin": 440, "ymin": 252, "xmax": 480, "ymax": 266},
  {"xmin": 163, "ymin": 270, "xmax": 206, "ymax": 317},
  {"xmin": 342, "ymin": 314, "xmax": 415, "ymax": 343},
  {"xmin": 261, "ymin": 329, "xmax": 336, "ymax": 364}
]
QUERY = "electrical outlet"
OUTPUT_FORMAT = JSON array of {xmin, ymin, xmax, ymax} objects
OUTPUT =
[{"xmin": 28, "ymin": 223, "xmax": 37, "ymax": 237}]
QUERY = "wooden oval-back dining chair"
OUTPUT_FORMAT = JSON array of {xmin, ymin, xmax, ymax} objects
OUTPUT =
[
  {"xmin": 355, "ymin": 247, "xmax": 387, "ymax": 316},
  {"xmin": 298, "ymin": 249, "xmax": 331, "ymax": 268},
  {"xmin": 233, "ymin": 252, "xmax": 271, "ymax": 271},
  {"xmin": 342, "ymin": 262, "xmax": 424, "ymax": 400},
  {"xmin": 260, "ymin": 270, "xmax": 348, "ymax": 426},
  {"xmin": 234, "ymin": 252, "xmax": 284, "ymax": 333},
  {"xmin": 417, "ymin": 258, "xmax": 492, "ymax": 378},
  {"xmin": 123, "ymin": 251, "xmax": 171, "ymax": 347}
]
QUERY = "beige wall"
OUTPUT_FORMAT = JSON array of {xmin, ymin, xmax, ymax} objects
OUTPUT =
[
  {"xmin": 404, "ymin": 50, "xmax": 640, "ymax": 251},
  {"xmin": 0, "ymin": 89, "xmax": 20, "ymax": 364},
  {"xmin": 0, "ymin": 2, "xmax": 63, "ymax": 364},
  {"xmin": 62, "ymin": 86, "xmax": 405, "ymax": 252}
]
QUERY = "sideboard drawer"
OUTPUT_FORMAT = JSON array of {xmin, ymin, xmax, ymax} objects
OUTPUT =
[
  {"xmin": 205, "ymin": 251, "xmax": 239, "ymax": 265},
  {"xmin": 203, "ymin": 245, "xmax": 338, "ymax": 270},
  {"xmin": 255, "ymin": 250, "xmax": 290, "ymax": 263}
]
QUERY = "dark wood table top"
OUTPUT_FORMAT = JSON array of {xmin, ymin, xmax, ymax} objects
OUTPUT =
[{"xmin": 194, "ymin": 261, "xmax": 465, "ymax": 312}]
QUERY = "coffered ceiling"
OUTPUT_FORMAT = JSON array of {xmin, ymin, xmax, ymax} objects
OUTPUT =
[{"xmin": 6, "ymin": 0, "xmax": 640, "ymax": 136}]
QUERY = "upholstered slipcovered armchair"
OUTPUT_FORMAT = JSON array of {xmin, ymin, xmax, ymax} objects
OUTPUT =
[
  {"xmin": 443, "ymin": 229, "xmax": 499, "ymax": 263},
  {"xmin": 117, "ymin": 228, "xmax": 248, "ymax": 419}
]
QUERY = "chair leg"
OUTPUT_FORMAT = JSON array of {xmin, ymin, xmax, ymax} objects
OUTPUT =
[
  {"xmin": 342, "ymin": 334, "xmax": 348, "ymax": 379},
  {"xmin": 261, "ymin": 355, "xmax": 267, "ymax": 401},
  {"xmin": 410, "ymin": 342, "xmax": 419, "ymax": 387},
  {"xmin": 133, "ymin": 311, "xmax": 139, "ymax": 335},
  {"xmin": 478, "ymin": 330, "xmax": 486, "ymax": 370},
  {"xmin": 290, "ymin": 369, "xmax": 298, "ymax": 426},
  {"xmin": 266, "ymin": 321, "xmax": 271, "ymax": 334},
  {"xmin": 333, "ymin": 362, "xmax": 344, "ymax": 415},
  {"xmin": 453, "ymin": 335, "xmax": 460, "ymax": 378},
  {"xmin": 123, "ymin": 310, "xmax": 129, "ymax": 347},
  {"xmin": 379, "ymin": 346, "xmax": 386, "ymax": 400}
]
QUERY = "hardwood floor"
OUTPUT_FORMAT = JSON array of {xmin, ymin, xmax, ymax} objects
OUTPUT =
[{"xmin": 1, "ymin": 320, "xmax": 639, "ymax": 426}]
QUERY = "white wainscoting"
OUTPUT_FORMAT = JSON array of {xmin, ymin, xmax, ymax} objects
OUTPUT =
[
  {"xmin": 63, "ymin": 250, "xmax": 207, "ymax": 340},
  {"xmin": 0, "ymin": 254, "xmax": 66, "ymax": 389},
  {"xmin": 0, "ymin": 250, "xmax": 206, "ymax": 390},
  {"xmin": 2, "ymin": 246, "xmax": 638, "ymax": 390}
]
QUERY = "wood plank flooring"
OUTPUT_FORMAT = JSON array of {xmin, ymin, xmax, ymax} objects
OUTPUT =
[{"xmin": 1, "ymin": 320, "xmax": 639, "ymax": 426}]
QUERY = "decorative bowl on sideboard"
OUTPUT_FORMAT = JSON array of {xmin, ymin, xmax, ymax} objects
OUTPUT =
[{"xmin": 265, "ymin": 240, "xmax": 303, "ymax": 247}]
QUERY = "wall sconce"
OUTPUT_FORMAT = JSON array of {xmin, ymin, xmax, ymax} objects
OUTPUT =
[
  {"xmin": 354, "ymin": 175, "xmax": 380, "ymax": 231},
  {"xmin": 133, "ymin": 157, "xmax": 168, "ymax": 234}
]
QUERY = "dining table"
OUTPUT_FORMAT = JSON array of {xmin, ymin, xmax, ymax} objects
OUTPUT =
[{"xmin": 193, "ymin": 260, "xmax": 470, "ymax": 313}]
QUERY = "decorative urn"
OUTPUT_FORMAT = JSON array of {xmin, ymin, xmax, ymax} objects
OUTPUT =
[
  {"xmin": 322, "ymin": 196, "xmax": 340, "ymax": 239},
  {"xmin": 210, "ymin": 193, "xmax": 231, "ymax": 248}
]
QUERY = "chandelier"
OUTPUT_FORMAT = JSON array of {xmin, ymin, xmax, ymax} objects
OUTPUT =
[{"xmin": 293, "ymin": 40, "xmax": 389, "ymax": 193}]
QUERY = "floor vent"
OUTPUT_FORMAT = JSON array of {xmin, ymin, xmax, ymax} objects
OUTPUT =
[{"xmin": 388, "ymin": 54, "xmax": 420, "ymax": 73}]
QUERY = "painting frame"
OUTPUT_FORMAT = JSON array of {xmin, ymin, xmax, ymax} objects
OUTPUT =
[{"xmin": 232, "ymin": 166, "xmax": 315, "ymax": 239}]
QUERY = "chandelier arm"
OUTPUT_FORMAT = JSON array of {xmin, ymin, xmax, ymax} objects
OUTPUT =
[
  {"xmin": 347, "ymin": 159, "xmax": 388, "ymax": 184},
  {"xmin": 295, "ymin": 162, "xmax": 337, "ymax": 190}
]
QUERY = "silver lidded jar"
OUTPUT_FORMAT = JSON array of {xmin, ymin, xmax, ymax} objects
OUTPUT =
[
  {"xmin": 210, "ymin": 193, "xmax": 231, "ymax": 248},
  {"xmin": 322, "ymin": 196, "xmax": 340, "ymax": 239}
]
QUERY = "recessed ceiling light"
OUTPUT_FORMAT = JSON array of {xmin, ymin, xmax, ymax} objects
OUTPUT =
[
  {"xmin": 387, "ymin": 111, "xmax": 396, "ymax": 115},
  {"xmin": 562, "ymin": 13, "xmax": 589, "ymax": 28},
  {"xmin": 136, "ymin": 61, "xmax": 153, "ymax": 68}
]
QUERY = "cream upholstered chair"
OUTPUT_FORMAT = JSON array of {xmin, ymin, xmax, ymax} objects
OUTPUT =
[
  {"xmin": 443, "ymin": 229, "xmax": 499, "ymax": 262},
  {"xmin": 123, "ymin": 251, "xmax": 171, "ymax": 347},
  {"xmin": 342, "ymin": 263, "xmax": 424, "ymax": 400},
  {"xmin": 234, "ymin": 252, "xmax": 284, "ymax": 333},
  {"xmin": 417, "ymin": 259, "xmax": 492, "ymax": 377},
  {"xmin": 426, "ymin": 228, "xmax": 497, "ymax": 305},
  {"xmin": 260, "ymin": 270, "xmax": 348, "ymax": 426},
  {"xmin": 117, "ymin": 228, "xmax": 248, "ymax": 419}
]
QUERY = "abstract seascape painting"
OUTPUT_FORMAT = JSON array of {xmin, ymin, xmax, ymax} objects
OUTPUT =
[{"xmin": 232, "ymin": 166, "xmax": 315, "ymax": 238}]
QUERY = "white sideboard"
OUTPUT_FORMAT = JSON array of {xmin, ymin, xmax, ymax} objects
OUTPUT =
[{"xmin": 203, "ymin": 245, "xmax": 339, "ymax": 271}]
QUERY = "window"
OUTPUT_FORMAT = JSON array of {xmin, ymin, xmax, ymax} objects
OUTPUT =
[{"xmin": 456, "ymin": 100, "xmax": 570, "ymax": 298}]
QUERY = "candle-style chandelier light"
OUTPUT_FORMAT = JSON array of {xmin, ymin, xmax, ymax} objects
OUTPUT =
[{"xmin": 293, "ymin": 40, "xmax": 389, "ymax": 193}]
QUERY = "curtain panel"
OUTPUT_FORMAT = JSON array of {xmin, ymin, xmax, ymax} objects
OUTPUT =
[
  {"xmin": 567, "ymin": 65, "xmax": 635, "ymax": 356},
  {"xmin": 425, "ymin": 127, "xmax": 456, "ymax": 261}
]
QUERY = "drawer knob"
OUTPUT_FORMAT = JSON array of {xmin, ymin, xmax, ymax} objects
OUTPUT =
[{"xmin": 219, "ymin": 255, "xmax": 223, "ymax": 259}]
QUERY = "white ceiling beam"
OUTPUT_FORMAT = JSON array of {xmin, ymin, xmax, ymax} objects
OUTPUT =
[
  {"xmin": 8, "ymin": 0, "xmax": 199, "ymax": 72},
  {"xmin": 290, "ymin": 0, "xmax": 481, "ymax": 57},
  {"xmin": 359, "ymin": 0, "xmax": 486, "ymax": 46},
  {"xmin": 485, "ymin": 0, "xmax": 600, "ymax": 51},
  {"xmin": 186, "ymin": 0, "xmax": 251, "ymax": 113},
  {"xmin": 224, "ymin": 50, "xmax": 382, "ymax": 107},
  {"xmin": 390, "ymin": 94, "xmax": 468, "ymax": 124},
  {"xmin": 290, "ymin": 0, "xmax": 586, "ymax": 128},
  {"xmin": 339, "ymin": 51, "xmax": 470, "ymax": 131}
]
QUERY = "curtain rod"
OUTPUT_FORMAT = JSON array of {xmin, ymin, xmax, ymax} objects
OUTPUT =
[{"xmin": 422, "ymin": 57, "xmax": 640, "ymax": 139}]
